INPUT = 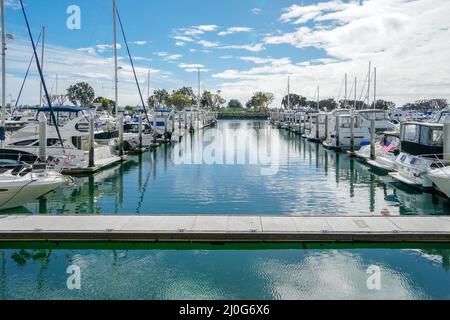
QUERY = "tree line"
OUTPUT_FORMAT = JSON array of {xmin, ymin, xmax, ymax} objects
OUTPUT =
[{"xmin": 44, "ymin": 82, "xmax": 449, "ymax": 113}]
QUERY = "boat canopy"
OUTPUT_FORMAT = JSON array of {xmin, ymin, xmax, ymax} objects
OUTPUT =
[{"xmin": 401, "ymin": 122, "xmax": 443, "ymax": 157}]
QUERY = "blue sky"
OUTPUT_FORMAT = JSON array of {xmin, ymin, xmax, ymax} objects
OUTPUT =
[{"xmin": 3, "ymin": 0, "xmax": 450, "ymax": 107}]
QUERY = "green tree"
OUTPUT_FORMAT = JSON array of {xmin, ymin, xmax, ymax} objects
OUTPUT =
[
  {"xmin": 317, "ymin": 98, "xmax": 338, "ymax": 111},
  {"xmin": 168, "ymin": 92, "xmax": 192, "ymax": 111},
  {"xmin": 93, "ymin": 97, "xmax": 115, "ymax": 110},
  {"xmin": 227, "ymin": 99, "xmax": 243, "ymax": 109},
  {"xmin": 148, "ymin": 89, "xmax": 170, "ymax": 109},
  {"xmin": 403, "ymin": 99, "xmax": 447, "ymax": 111},
  {"xmin": 339, "ymin": 100, "xmax": 368, "ymax": 110},
  {"xmin": 67, "ymin": 82, "xmax": 95, "ymax": 107},
  {"xmin": 373, "ymin": 100, "xmax": 395, "ymax": 110},
  {"xmin": 201, "ymin": 90, "xmax": 225, "ymax": 109},
  {"xmin": 282, "ymin": 94, "xmax": 307, "ymax": 109},
  {"xmin": 247, "ymin": 92, "xmax": 274, "ymax": 112}
]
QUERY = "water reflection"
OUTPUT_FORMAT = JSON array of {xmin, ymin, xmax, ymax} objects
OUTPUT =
[
  {"xmin": 2, "ymin": 120, "xmax": 448, "ymax": 215},
  {"xmin": 1, "ymin": 245, "xmax": 450, "ymax": 299}
]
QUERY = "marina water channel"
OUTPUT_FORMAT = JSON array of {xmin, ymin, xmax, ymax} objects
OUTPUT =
[{"xmin": 1, "ymin": 120, "xmax": 450, "ymax": 299}]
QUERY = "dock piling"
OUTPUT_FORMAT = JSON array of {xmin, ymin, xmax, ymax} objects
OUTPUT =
[
  {"xmin": 138, "ymin": 114, "xmax": 143, "ymax": 150},
  {"xmin": 350, "ymin": 114, "xmax": 355, "ymax": 153},
  {"xmin": 335, "ymin": 115, "xmax": 340, "ymax": 148},
  {"xmin": 89, "ymin": 114, "xmax": 95, "ymax": 168},
  {"xmin": 370, "ymin": 119, "xmax": 376, "ymax": 160},
  {"xmin": 38, "ymin": 113, "xmax": 47, "ymax": 162},
  {"xmin": 118, "ymin": 115, "xmax": 124, "ymax": 157}
]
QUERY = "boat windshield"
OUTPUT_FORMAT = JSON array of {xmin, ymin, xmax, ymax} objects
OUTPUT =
[
  {"xmin": 437, "ymin": 112, "xmax": 450, "ymax": 124},
  {"xmin": 359, "ymin": 111, "xmax": 388, "ymax": 121},
  {"xmin": 403, "ymin": 124, "xmax": 419, "ymax": 143}
]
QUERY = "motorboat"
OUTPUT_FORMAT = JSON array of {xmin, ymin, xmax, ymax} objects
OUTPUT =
[
  {"xmin": 389, "ymin": 122, "xmax": 444, "ymax": 189},
  {"xmin": 0, "ymin": 161, "xmax": 67, "ymax": 210},
  {"xmin": 5, "ymin": 106, "xmax": 122, "ymax": 173},
  {"xmin": 323, "ymin": 109, "xmax": 397, "ymax": 150},
  {"xmin": 365, "ymin": 132, "xmax": 401, "ymax": 171}
]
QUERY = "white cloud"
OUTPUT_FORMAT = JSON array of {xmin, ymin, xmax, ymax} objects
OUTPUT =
[
  {"xmin": 214, "ymin": 0, "xmax": 450, "ymax": 107},
  {"xmin": 280, "ymin": 0, "xmax": 350, "ymax": 25},
  {"xmin": 220, "ymin": 43, "xmax": 266, "ymax": 52},
  {"xmin": 155, "ymin": 52, "xmax": 183, "ymax": 61},
  {"xmin": 218, "ymin": 27, "xmax": 253, "ymax": 36},
  {"xmin": 173, "ymin": 35, "xmax": 195, "ymax": 42},
  {"xmin": 198, "ymin": 40, "xmax": 220, "ymax": 48},
  {"xmin": 77, "ymin": 44, "xmax": 122, "ymax": 55},
  {"xmin": 175, "ymin": 41, "xmax": 186, "ymax": 47},
  {"xmin": 175, "ymin": 24, "xmax": 219, "ymax": 36},
  {"xmin": 132, "ymin": 41, "xmax": 147, "ymax": 46},
  {"xmin": 6, "ymin": 40, "xmax": 169, "ymax": 106},
  {"xmin": 251, "ymin": 8, "xmax": 262, "ymax": 15},
  {"xmin": 178, "ymin": 63, "xmax": 209, "ymax": 73}
]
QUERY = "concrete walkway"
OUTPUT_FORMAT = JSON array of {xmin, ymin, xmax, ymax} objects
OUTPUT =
[{"xmin": 1, "ymin": 215, "xmax": 450, "ymax": 243}]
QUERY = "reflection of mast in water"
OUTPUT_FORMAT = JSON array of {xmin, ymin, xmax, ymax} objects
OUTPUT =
[
  {"xmin": 138, "ymin": 154, "xmax": 143, "ymax": 190},
  {"xmin": 163, "ymin": 144, "xmax": 168, "ymax": 173},
  {"xmin": 136, "ymin": 156, "xmax": 152, "ymax": 214},
  {"xmin": 88, "ymin": 175, "xmax": 94, "ymax": 214},
  {"xmin": 315, "ymin": 143, "xmax": 319, "ymax": 169},
  {"xmin": 38, "ymin": 196, "xmax": 47, "ymax": 214},
  {"xmin": 349, "ymin": 158, "xmax": 355, "ymax": 198},
  {"xmin": 324, "ymin": 149, "xmax": 329, "ymax": 175},
  {"xmin": 119, "ymin": 163, "xmax": 124, "ymax": 209},
  {"xmin": 35, "ymin": 250, "xmax": 51, "ymax": 293},
  {"xmin": 151, "ymin": 149, "xmax": 157, "ymax": 180},
  {"xmin": 335, "ymin": 152, "xmax": 340, "ymax": 185},
  {"xmin": 370, "ymin": 173, "xmax": 376, "ymax": 213},
  {"xmin": 308, "ymin": 142, "xmax": 312, "ymax": 166},
  {"xmin": 302, "ymin": 138, "xmax": 306, "ymax": 160}
]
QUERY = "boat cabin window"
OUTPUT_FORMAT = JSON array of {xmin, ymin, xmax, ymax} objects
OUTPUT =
[
  {"xmin": 429, "ymin": 128, "xmax": 443, "ymax": 146},
  {"xmin": 403, "ymin": 124, "xmax": 419, "ymax": 143},
  {"xmin": 340, "ymin": 117, "xmax": 351, "ymax": 128},
  {"xmin": 12, "ymin": 139, "xmax": 38, "ymax": 146},
  {"xmin": 31, "ymin": 139, "xmax": 63, "ymax": 147}
]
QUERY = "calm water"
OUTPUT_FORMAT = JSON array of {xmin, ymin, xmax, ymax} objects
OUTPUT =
[{"xmin": 1, "ymin": 120, "xmax": 450, "ymax": 300}]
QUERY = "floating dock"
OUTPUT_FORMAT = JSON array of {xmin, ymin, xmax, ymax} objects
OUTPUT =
[{"xmin": 1, "ymin": 215, "xmax": 450, "ymax": 243}]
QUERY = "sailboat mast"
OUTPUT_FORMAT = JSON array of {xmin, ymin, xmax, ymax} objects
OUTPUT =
[
  {"xmin": 197, "ymin": 67, "xmax": 200, "ymax": 109},
  {"xmin": 1, "ymin": 0, "xmax": 5, "ymax": 146},
  {"xmin": 39, "ymin": 26, "xmax": 45, "ymax": 106},
  {"xmin": 344, "ymin": 74, "xmax": 348, "ymax": 107},
  {"xmin": 367, "ymin": 61, "xmax": 371, "ymax": 107},
  {"xmin": 373, "ymin": 67, "xmax": 377, "ymax": 109},
  {"xmin": 147, "ymin": 69, "xmax": 150, "ymax": 107},
  {"xmin": 287, "ymin": 77, "xmax": 290, "ymax": 110},
  {"xmin": 113, "ymin": 0, "xmax": 118, "ymax": 116},
  {"xmin": 354, "ymin": 77, "xmax": 357, "ymax": 110},
  {"xmin": 317, "ymin": 85, "xmax": 319, "ymax": 111}
]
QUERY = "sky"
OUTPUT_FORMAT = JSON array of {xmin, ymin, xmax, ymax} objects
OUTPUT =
[{"xmin": 2, "ymin": 0, "xmax": 450, "ymax": 108}]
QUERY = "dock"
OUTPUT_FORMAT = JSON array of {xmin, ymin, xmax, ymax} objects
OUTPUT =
[{"xmin": 1, "ymin": 215, "xmax": 450, "ymax": 243}]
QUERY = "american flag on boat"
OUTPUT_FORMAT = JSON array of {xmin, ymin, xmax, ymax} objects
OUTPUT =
[{"xmin": 382, "ymin": 143, "xmax": 396, "ymax": 154}]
